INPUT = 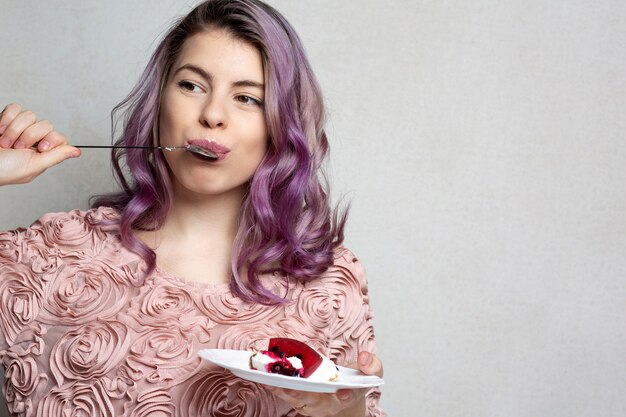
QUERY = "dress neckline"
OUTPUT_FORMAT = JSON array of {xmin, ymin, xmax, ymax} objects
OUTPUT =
[{"xmin": 153, "ymin": 265, "xmax": 234, "ymax": 294}]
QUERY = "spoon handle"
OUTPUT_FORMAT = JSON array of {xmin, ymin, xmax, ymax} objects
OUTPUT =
[
  {"xmin": 74, "ymin": 144, "xmax": 218, "ymax": 159},
  {"xmin": 74, "ymin": 145, "xmax": 186, "ymax": 150}
]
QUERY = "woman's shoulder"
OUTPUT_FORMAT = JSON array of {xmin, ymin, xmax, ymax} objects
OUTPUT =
[
  {"xmin": 314, "ymin": 246, "xmax": 370, "ymax": 293},
  {"xmin": 31, "ymin": 206, "xmax": 121, "ymax": 229},
  {"xmin": 332, "ymin": 246, "xmax": 360, "ymax": 265},
  {"xmin": 0, "ymin": 206, "xmax": 122, "ymax": 263},
  {"xmin": 332, "ymin": 245, "xmax": 367, "ymax": 273}
]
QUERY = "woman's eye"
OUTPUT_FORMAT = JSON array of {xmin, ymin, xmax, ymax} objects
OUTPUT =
[
  {"xmin": 236, "ymin": 95, "xmax": 263, "ymax": 107},
  {"xmin": 177, "ymin": 80, "xmax": 203, "ymax": 93}
]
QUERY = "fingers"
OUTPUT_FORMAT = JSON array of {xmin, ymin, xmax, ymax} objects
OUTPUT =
[
  {"xmin": 0, "ymin": 103, "xmax": 22, "ymax": 137},
  {"xmin": 0, "ymin": 106, "xmax": 36, "ymax": 148},
  {"xmin": 335, "ymin": 389, "xmax": 367, "ymax": 417},
  {"xmin": 17, "ymin": 119, "xmax": 55, "ymax": 149},
  {"xmin": 0, "ymin": 104, "xmax": 80, "ymax": 186},
  {"xmin": 38, "ymin": 130, "xmax": 71, "ymax": 152},
  {"xmin": 0, "ymin": 104, "xmax": 69, "ymax": 152},
  {"xmin": 336, "ymin": 388, "xmax": 355, "ymax": 403},
  {"xmin": 265, "ymin": 353, "xmax": 382, "ymax": 416},
  {"xmin": 269, "ymin": 388, "xmax": 327, "ymax": 416},
  {"xmin": 357, "ymin": 352, "xmax": 384, "ymax": 377},
  {"xmin": 269, "ymin": 386, "xmax": 365, "ymax": 417}
]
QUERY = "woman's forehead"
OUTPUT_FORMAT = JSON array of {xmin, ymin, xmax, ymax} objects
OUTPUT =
[{"xmin": 173, "ymin": 29, "xmax": 264, "ymax": 84}]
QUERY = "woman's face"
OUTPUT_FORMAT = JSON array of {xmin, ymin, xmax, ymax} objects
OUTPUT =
[{"xmin": 159, "ymin": 29, "xmax": 268, "ymax": 200}]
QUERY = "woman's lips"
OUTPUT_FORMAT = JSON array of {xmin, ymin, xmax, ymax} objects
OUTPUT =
[{"xmin": 187, "ymin": 139, "xmax": 230, "ymax": 161}]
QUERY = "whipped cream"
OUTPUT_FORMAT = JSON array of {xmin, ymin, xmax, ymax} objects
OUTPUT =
[{"xmin": 249, "ymin": 349, "xmax": 339, "ymax": 382}]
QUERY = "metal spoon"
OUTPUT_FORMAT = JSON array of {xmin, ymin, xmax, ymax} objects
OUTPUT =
[{"xmin": 74, "ymin": 144, "xmax": 218, "ymax": 159}]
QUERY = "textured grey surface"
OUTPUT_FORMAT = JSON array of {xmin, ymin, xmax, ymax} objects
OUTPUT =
[{"xmin": 1, "ymin": 0, "xmax": 626, "ymax": 416}]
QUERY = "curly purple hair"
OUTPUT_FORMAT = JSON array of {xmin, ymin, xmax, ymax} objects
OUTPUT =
[{"xmin": 91, "ymin": 0, "xmax": 347, "ymax": 304}]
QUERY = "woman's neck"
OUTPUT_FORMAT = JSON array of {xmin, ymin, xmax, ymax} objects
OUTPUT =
[
  {"xmin": 160, "ymin": 187, "xmax": 243, "ymax": 242},
  {"xmin": 136, "ymin": 185, "xmax": 246, "ymax": 285}
]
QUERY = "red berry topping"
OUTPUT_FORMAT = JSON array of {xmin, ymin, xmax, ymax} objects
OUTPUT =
[{"xmin": 269, "ymin": 338, "xmax": 323, "ymax": 378}]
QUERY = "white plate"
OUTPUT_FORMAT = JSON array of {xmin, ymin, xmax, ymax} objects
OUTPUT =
[{"xmin": 198, "ymin": 348, "xmax": 384, "ymax": 393}]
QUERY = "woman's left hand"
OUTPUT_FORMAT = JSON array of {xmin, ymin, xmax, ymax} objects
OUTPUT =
[{"xmin": 267, "ymin": 351, "xmax": 383, "ymax": 417}]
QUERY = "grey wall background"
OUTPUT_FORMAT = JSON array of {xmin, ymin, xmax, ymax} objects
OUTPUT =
[{"xmin": 1, "ymin": 1, "xmax": 626, "ymax": 416}]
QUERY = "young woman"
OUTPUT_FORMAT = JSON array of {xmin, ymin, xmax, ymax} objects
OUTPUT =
[{"xmin": 0, "ymin": 1, "xmax": 384, "ymax": 416}]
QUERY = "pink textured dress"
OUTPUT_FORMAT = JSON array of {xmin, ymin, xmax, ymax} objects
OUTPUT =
[{"xmin": 0, "ymin": 207, "xmax": 384, "ymax": 417}]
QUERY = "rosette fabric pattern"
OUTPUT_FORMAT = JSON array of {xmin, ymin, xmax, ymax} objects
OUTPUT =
[{"xmin": 0, "ymin": 208, "xmax": 384, "ymax": 417}]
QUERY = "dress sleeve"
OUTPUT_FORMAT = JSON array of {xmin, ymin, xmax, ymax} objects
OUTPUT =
[{"xmin": 324, "ymin": 248, "xmax": 386, "ymax": 417}]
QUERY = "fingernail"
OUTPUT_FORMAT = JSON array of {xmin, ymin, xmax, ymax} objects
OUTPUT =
[
  {"xmin": 14, "ymin": 140, "xmax": 25, "ymax": 149},
  {"xmin": 359, "ymin": 352, "xmax": 371, "ymax": 367},
  {"xmin": 70, "ymin": 150, "xmax": 81, "ymax": 158},
  {"xmin": 337, "ymin": 390, "xmax": 351, "ymax": 401},
  {"xmin": 0, "ymin": 125, "xmax": 6, "ymax": 135},
  {"xmin": 39, "ymin": 140, "xmax": 50, "ymax": 151},
  {"xmin": 0, "ymin": 138, "xmax": 10, "ymax": 148}
]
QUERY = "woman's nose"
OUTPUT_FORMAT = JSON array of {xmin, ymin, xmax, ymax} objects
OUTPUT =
[{"xmin": 200, "ymin": 96, "xmax": 227, "ymax": 129}]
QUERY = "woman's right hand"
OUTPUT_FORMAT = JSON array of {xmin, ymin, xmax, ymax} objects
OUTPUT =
[{"xmin": 0, "ymin": 103, "xmax": 81, "ymax": 186}]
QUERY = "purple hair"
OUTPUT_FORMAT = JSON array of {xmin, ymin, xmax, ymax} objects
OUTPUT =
[{"xmin": 91, "ymin": 0, "xmax": 347, "ymax": 304}]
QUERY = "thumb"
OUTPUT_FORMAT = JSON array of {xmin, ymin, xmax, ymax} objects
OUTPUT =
[
  {"xmin": 356, "ymin": 352, "xmax": 384, "ymax": 377},
  {"xmin": 37, "ymin": 145, "xmax": 81, "ymax": 168}
]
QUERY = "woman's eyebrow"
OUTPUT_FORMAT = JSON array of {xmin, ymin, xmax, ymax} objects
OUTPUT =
[
  {"xmin": 173, "ymin": 63, "xmax": 264, "ymax": 90},
  {"xmin": 232, "ymin": 79, "xmax": 264, "ymax": 90}
]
